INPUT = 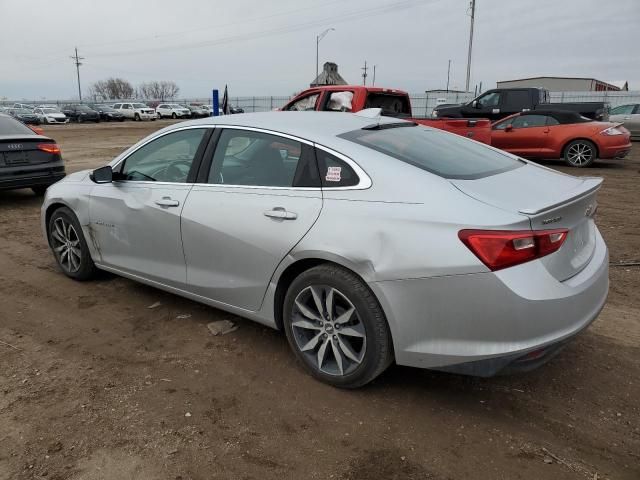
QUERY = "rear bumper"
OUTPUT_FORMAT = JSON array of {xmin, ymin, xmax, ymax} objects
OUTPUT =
[
  {"xmin": 370, "ymin": 228, "xmax": 608, "ymax": 375},
  {"xmin": 0, "ymin": 164, "xmax": 65, "ymax": 190},
  {"xmin": 598, "ymin": 139, "xmax": 632, "ymax": 159}
]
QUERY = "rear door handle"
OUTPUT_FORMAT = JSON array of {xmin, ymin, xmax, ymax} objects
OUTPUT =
[
  {"xmin": 264, "ymin": 207, "xmax": 297, "ymax": 220},
  {"xmin": 155, "ymin": 197, "xmax": 180, "ymax": 207}
]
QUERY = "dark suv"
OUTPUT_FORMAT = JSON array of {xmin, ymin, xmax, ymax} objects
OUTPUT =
[
  {"xmin": 61, "ymin": 104, "xmax": 100, "ymax": 123},
  {"xmin": 0, "ymin": 113, "xmax": 65, "ymax": 195}
]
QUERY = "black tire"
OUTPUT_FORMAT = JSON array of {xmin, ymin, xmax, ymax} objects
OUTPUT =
[
  {"xmin": 171, "ymin": 112, "xmax": 177, "ymax": 119},
  {"xmin": 134, "ymin": 113, "xmax": 140, "ymax": 121},
  {"xmin": 77, "ymin": 116, "xmax": 83, "ymax": 123},
  {"xmin": 563, "ymin": 139, "xmax": 597, "ymax": 167},
  {"xmin": 48, "ymin": 207, "xmax": 97, "ymax": 281},
  {"xmin": 43, "ymin": 117, "xmax": 49, "ymax": 125},
  {"xmin": 32, "ymin": 185, "xmax": 48, "ymax": 196},
  {"xmin": 283, "ymin": 264, "xmax": 393, "ymax": 388}
]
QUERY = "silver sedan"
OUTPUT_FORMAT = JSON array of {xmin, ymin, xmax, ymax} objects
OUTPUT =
[{"xmin": 41, "ymin": 111, "xmax": 609, "ymax": 388}]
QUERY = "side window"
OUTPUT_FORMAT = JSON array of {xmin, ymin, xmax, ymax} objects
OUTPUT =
[
  {"xmin": 113, "ymin": 104, "xmax": 121, "ymax": 109},
  {"xmin": 119, "ymin": 128, "xmax": 206, "ymax": 183},
  {"xmin": 503, "ymin": 90, "xmax": 530, "ymax": 110},
  {"xmin": 546, "ymin": 116, "xmax": 560, "ymax": 126},
  {"xmin": 492, "ymin": 118, "xmax": 514, "ymax": 130},
  {"xmin": 511, "ymin": 115, "xmax": 547, "ymax": 129},
  {"xmin": 285, "ymin": 93, "xmax": 320, "ymax": 111},
  {"xmin": 123, "ymin": 104, "xmax": 131, "ymax": 109},
  {"xmin": 316, "ymin": 150, "xmax": 359, "ymax": 188},
  {"xmin": 325, "ymin": 91, "xmax": 354, "ymax": 112},
  {"xmin": 610, "ymin": 104, "xmax": 635, "ymax": 115},
  {"xmin": 208, "ymin": 129, "xmax": 312, "ymax": 187},
  {"xmin": 477, "ymin": 92, "xmax": 501, "ymax": 108}
]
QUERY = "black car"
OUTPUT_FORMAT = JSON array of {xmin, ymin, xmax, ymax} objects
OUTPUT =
[
  {"xmin": 0, "ymin": 113, "xmax": 65, "ymax": 195},
  {"xmin": 88, "ymin": 104, "xmax": 125, "ymax": 122},
  {"xmin": 61, "ymin": 104, "xmax": 100, "ymax": 123},
  {"xmin": 9, "ymin": 108, "xmax": 41, "ymax": 125}
]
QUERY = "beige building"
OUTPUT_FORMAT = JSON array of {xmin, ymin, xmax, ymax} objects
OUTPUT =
[{"xmin": 496, "ymin": 76, "xmax": 627, "ymax": 92}]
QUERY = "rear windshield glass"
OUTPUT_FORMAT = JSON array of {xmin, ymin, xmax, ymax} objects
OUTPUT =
[
  {"xmin": 364, "ymin": 93, "xmax": 411, "ymax": 117},
  {"xmin": 338, "ymin": 125, "xmax": 524, "ymax": 180},
  {"xmin": 0, "ymin": 115, "xmax": 35, "ymax": 135}
]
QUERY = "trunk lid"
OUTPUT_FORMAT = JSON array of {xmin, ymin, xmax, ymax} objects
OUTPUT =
[
  {"xmin": 451, "ymin": 163, "xmax": 601, "ymax": 281},
  {"xmin": 0, "ymin": 136, "xmax": 58, "ymax": 167}
]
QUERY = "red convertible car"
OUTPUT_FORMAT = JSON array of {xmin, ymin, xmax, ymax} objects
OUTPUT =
[{"xmin": 491, "ymin": 110, "xmax": 631, "ymax": 167}]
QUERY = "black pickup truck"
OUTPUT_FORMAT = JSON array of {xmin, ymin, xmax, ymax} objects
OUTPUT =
[{"xmin": 432, "ymin": 88, "xmax": 609, "ymax": 122}]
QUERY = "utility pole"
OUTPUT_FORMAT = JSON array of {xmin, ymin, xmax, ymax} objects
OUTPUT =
[
  {"xmin": 70, "ymin": 47, "xmax": 85, "ymax": 102},
  {"xmin": 372, "ymin": 65, "xmax": 377, "ymax": 86},
  {"xmin": 361, "ymin": 61, "xmax": 368, "ymax": 86},
  {"xmin": 465, "ymin": 0, "xmax": 476, "ymax": 92},
  {"xmin": 446, "ymin": 59, "xmax": 451, "ymax": 92}
]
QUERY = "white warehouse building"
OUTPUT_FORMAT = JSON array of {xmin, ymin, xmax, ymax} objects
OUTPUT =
[{"xmin": 496, "ymin": 76, "xmax": 628, "ymax": 92}]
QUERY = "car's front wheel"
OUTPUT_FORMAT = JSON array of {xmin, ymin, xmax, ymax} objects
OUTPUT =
[
  {"xmin": 283, "ymin": 264, "xmax": 393, "ymax": 388},
  {"xmin": 48, "ymin": 207, "xmax": 97, "ymax": 280},
  {"xmin": 134, "ymin": 113, "xmax": 140, "ymax": 121},
  {"xmin": 564, "ymin": 139, "xmax": 597, "ymax": 167}
]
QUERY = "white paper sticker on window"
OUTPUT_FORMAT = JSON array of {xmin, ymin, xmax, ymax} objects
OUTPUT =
[{"xmin": 325, "ymin": 166, "xmax": 342, "ymax": 182}]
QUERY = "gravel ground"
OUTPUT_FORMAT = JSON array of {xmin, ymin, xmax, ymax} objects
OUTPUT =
[{"xmin": 0, "ymin": 120, "xmax": 638, "ymax": 480}]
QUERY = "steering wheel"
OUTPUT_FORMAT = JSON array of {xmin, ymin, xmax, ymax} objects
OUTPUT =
[{"xmin": 155, "ymin": 160, "xmax": 192, "ymax": 182}]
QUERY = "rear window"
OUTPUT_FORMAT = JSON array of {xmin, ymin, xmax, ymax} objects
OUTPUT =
[
  {"xmin": 0, "ymin": 115, "xmax": 35, "ymax": 135},
  {"xmin": 364, "ymin": 93, "xmax": 411, "ymax": 117},
  {"xmin": 338, "ymin": 125, "xmax": 524, "ymax": 180}
]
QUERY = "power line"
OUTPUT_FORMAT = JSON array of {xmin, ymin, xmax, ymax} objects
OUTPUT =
[
  {"xmin": 87, "ymin": 0, "xmax": 426, "ymax": 59},
  {"xmin": 70, "ymin": 47, "xmax": 85, "ymax": 102}
]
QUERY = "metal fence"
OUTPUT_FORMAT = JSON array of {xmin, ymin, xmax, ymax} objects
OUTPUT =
[{"xmin": 3, "ymin": 91, "xmax": 640, "ymax": 116}]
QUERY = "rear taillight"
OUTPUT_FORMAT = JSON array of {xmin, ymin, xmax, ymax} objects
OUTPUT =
[
  {"xmin": 37, "ymin": 143, "xmax": 61, "ymax": 154},
  {"xmin": 458, "ymin": 229, "xmax": 568, "ymax": 271}
]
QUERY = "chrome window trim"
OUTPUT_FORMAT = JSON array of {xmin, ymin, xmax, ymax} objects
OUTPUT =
[
  {"xmin": 111, "ymin": 124, "xmax": 212, "ymax": 172},
  {"xmin": 110, "ymin": 123, "xmax": 372, "ymax": 191},
  {"xmin": 194, "ymin": 124, "xmax": 371, "ymax": 191}
]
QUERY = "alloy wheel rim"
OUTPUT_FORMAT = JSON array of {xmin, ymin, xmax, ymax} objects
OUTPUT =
[
  {"xmin": 50, "ymin": 218, "xmax": 82, "ymax": 273},
  {"xmin": 567, "ymin": 143, "xmax": 593, "ymax": 166},
  {"xmin": 291, "ymin": 285, "xmax": 366, "ymax": 376}
]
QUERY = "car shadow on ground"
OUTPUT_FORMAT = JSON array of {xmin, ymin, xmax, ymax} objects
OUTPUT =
[{"xmin": 0, "ymin": 188, "xmax": 44, "ymax": 207}]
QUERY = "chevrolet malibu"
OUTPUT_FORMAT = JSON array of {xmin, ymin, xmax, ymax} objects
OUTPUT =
[{"xmin": 41, "ymin": 111, "xmax": 609, "ymax": 388}]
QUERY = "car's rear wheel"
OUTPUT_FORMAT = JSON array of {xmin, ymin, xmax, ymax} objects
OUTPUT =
[
  {"xmin": 564, "ymin": 139, "xmax": 596, "ymax": 167},
  {"xmin": 43, "ymin": 117, "xmax": 48, "ymax": 124},
  {"xmin": 172, "ymin": 112, "xmax": 177, "ymax": 119},
  {"xmin": 134, "ymin": 113, "xmax": 140, "ymax": 121},
  {"xmin": 48, "ymin": 207, "xmax": 97, "ymax": 281},
  {"xmin": 77, "ymin": 116, "xmax": 83, "ymax": 123},
  {"xmin": 283, "ymin": 264, "xmax": 393, "ymax": 388}
]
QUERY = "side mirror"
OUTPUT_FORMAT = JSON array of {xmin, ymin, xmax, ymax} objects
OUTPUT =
[
  {"xmin": 91, "ymin": 165, "xmax": 113, "ymax": 184},
  {"xmin": 505, "ymin": 125, "xmax": 513, "ymax": 132},
  {"xmin": 471, "ymin": 100, "xmax": 478, "ymax": 108}
]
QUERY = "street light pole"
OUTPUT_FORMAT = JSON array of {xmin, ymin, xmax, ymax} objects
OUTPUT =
[
  {"xmin": 315, "ymin": 28, "xmax": 335, "ymax": 84},
  {"xmin": 465, "ymin": 0, "xmax": 476, "ymax": 92}
]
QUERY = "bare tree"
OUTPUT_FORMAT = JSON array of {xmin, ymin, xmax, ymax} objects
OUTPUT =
[
  {"xmin": 137, "ymin": 81, "xmax": 180, "ymax": 101},
  {"xmin": 88, "ymin": 78, "xmax": 134, "ymax": 100}
]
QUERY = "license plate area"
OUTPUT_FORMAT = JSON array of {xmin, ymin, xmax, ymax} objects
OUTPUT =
[{"xmin": 4, "ymin": 151, "xmax": 29, "ymax": 165}]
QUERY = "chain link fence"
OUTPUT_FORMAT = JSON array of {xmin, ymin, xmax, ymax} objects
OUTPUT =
[{"xmin": 3, "ymin": 91, "xmax": 640, "ymax": 116}]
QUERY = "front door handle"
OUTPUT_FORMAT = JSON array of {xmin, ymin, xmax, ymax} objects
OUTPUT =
[
  {"xmin": 155, "ymin": 197, "xmax": 180, "ymax": 207},
  {"xmin": 264, "ymin": 207, "xmax": 297, "ymax": 220}
]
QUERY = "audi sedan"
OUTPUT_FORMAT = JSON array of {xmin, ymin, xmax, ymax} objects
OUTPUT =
[{"xmin": 41, "ymin": 111, "xmax": 608, "ymax": 388}]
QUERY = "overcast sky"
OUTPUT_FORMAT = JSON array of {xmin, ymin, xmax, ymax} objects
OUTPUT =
[{"xmin": 0, "ymin": 0, "xmax": 637, "ymax": 100}]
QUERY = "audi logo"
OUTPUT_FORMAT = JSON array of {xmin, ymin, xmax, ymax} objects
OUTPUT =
[{"xmin": 7, "ymin": 144, "xmax": 23, "ymax": 150}]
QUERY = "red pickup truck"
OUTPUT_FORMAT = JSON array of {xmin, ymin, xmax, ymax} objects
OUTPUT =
[{"xmin": 281, "ymin": 85, "xmax": 492, "ymax": 145}]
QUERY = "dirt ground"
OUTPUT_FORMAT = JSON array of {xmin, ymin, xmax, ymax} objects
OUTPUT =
[{"xmin": 1, "ymin": 121, "xmax": 638, "ymax": 480}]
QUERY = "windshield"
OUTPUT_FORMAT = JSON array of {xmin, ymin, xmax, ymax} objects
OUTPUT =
[
  {"xmin": 339, "ymin": 124, "xmax": 524, "ymax": 180},
  {"xmin": 133, "ymin": 103, "xmax": 147, "ymax": 108},
  {"xmin": 42, "ymin": 108, "xmax": 58, "ymax": 113},
  {"xmin": 15, "ymin": 109, "xmax": 33, "ymax": 114},
  {"xmin": 76, "ymin": 105, "xmax": 93, "ymax": 111}
]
